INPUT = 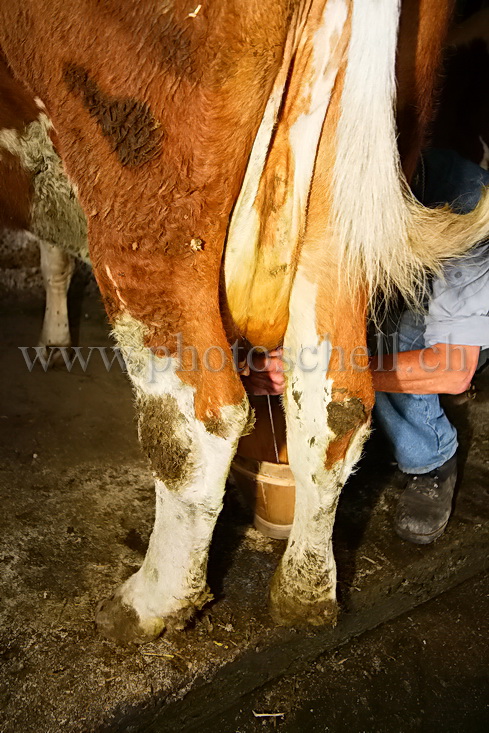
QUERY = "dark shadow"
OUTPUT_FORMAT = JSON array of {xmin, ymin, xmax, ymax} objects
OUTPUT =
[
  {"xmin": 333, "ymin": 427, "xmax": 400, "ymax": 611},
  {"xmin": 206, "ymin": 481, "xmax": 254, "ymax": 602},
  {"xmin": 67, "ymin": 261, "xmax": 94, "ymax": 346},
  {"xmin": 441, "ymin": 396, "xmax": 473, "ymax": 493}
]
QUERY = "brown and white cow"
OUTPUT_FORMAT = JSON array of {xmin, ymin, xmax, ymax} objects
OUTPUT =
[
  {"xmin": 0, "ymin": 55, "xmax": 87, "ymax": 351},
  {"xmin": 1, "ymin": 0, "xmax": 489, "ymax": 645}
]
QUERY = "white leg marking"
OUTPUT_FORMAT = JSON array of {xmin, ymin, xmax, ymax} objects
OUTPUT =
[
  {"xmin": 272, "ymin": 267, "xmax": 369, "ymax": 622},
  {"xmin": 101, "ymin": 315, "xmax": 248, "ymax": 638},
  {"xmin": 281, "ymin": 269, "xmax": 337, "ymax": 602},
  {"xmin": 38, "ymin": 240, "xmax": 74, "ymax": 350}
]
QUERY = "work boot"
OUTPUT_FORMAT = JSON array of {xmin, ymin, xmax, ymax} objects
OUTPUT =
[{"xmin": 395, "ymin": 454, "xmax": 458, "ymax": 545}]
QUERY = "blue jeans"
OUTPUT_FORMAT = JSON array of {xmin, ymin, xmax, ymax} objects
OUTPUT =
[
  {"xmin": 373, "ymin": 148, "xmax": 487, "ymax": 474},
  {"xmin": 374, "ymin": 311, "xmax": 458, "ymax": 474}
]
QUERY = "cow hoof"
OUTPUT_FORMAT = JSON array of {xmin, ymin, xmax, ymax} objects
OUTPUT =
[
  {"xmin": 95, "ymin": 584, "xmax": 213, "ymax": 645},
  {"xmin": 37, "ymin": 344, "xmax": 68, "ymax": 367},
  {"xmin": 95, "ymin": 594, "xmax": 165, "ymax": 646},
  {"xmin": 269, "ymin": 570, "xmax": 338, "ymax": 627}
]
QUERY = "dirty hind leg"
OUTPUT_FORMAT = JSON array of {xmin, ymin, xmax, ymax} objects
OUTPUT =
[
  {"xmin": 95, "ymin": 478, "xmax": 218, "ymax": 644},
  {"xmin": 268, "ymin": 267, "xmax": 373, "ymax": 627},
  {"xmin": 269, "ymin": 415, "xmax": 370, "ymax": 627},
  {"xmin": 95, "ymin": 314, "xmax": 249, "ymax": 644}
]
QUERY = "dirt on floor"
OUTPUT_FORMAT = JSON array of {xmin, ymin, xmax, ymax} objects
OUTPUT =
[
  {"xmin": 210, "ymin": 571, "xmax": 489, "ymax": 733},
  {"xmin": 0, "ymin": 293, "xmax": 277, "ymax": 731},
  {"xmin": 0, "ymin": 273, "xmax": 488, "ymax": 732}
]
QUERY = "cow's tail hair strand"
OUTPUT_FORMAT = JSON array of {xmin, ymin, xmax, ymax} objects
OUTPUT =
[{"xmin": 332, "ymin": 0, "xmax": 489, "ymax": 308}]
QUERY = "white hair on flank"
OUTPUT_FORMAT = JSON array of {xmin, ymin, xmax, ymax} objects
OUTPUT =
[{"xmin": 333, "ymin": 0, "xmax": 489, "ymax": 304}]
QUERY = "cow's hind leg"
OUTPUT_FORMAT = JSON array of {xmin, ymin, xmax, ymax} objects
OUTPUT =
[
  {"xmin": 95, "ymin": 312, "xmax": 250, "ymax": 644},
  {"xmin": 38, "ymin": 241, "xmax": 75, "ymax": 352},
  {"xmin": 270, "ymin": 267, "xmax": 373, "ymax": 625}
]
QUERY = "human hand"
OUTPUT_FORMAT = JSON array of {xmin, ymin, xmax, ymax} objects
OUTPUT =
[{"xmin": 240, "ymin": 348, "xmax": 285, "ymax": 395}]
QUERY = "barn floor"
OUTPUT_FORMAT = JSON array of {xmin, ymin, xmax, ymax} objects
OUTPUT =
[
  {"xmin": 0, "ymin": 286, "xmax": 488, "ymax": 733},
  {"xmin": 196, "ymin": 571, "xmax": 489, "ymax": 732}
]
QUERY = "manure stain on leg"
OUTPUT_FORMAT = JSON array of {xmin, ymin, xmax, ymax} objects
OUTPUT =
[
  {"xmin": 204, "ymin": 414, "xmax": 231, "ymax": 440},
  {"xmin": 325, "ymin": 397, "xmax": 367, "ymax": 469},
  {"xmin": 137, "ymin": 393, "xmax": 194, "ymax": 488},
  {"xmin": 64, "ymin": 64, "xmax": 164, "ymax": 168},
  {"xmin": 327, "ymin": 397, "xmax": 366, "ymax": 438}
]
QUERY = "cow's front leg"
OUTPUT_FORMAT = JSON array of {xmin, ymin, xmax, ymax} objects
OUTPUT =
[
  {"xmin": 269, "ymin": 270, "xmax": 373, "ymax": 626},
  {"xmin": 96, "ymin": 313, "xmax": 249, "ymax": 644},
  {"xmin": 38, "ymin": 240, "xmax": 75, "ymax": 353}
]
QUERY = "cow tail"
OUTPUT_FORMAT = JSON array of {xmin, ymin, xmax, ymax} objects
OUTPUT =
[{"xmin": 331, "ymin": 0, "xmax": 489, "ymax": 306}]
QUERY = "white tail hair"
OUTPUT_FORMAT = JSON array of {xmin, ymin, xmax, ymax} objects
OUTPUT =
[{"xmin": 333, "ymin": 0, "xmax": 489, "ymax": 304}]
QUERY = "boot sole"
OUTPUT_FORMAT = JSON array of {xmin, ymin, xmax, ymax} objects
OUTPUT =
[{"xmin": 395, "ymin": 519, "xmax": 449, "ymax": 545}]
